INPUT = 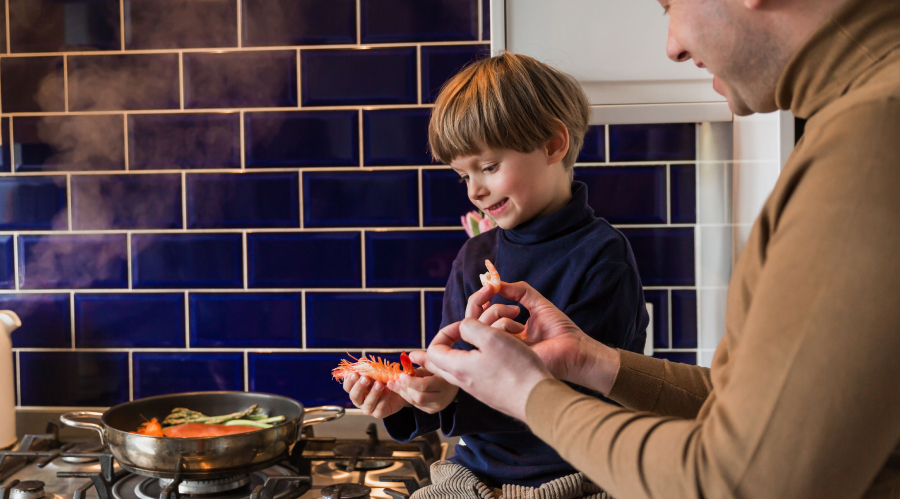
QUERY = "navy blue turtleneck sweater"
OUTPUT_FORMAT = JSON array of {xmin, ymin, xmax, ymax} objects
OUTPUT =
[{"xmin": 383, "ymin": 181, "xmax": 649, "ymax": 487}]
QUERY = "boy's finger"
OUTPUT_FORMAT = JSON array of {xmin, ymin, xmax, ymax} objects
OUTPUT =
[
  {"xmin": 347, "ymin": 376, "xmax": 370, "ymax": 406},
  {"xmin": 491, "ymin": 317, "xmax": 525, "ymax": 335},
  {"xmin": 342, "ymin": 373, "xmax": 358, "ymax": 393},
  {"xmin": 497, "ymin": 281, "xmax": 554, "ymax": 314},
  {"xmin": 431, "ymin": 321, "xmax": 462, "ymax": 349},
  {"xmin": 478, "ymin": 304, "xmax": 520, "ymax": 325},
  {"xmin": 465, "ymin": 285, "xmax": 495, "ymax": 319},
  {"xmin": 360, "ymin": 381, "xmax": 384, "ymax": 414},
  {"xmin": 408, "ymin": 350, "xmax": 427, "ymax": 365},
  {"xmin": 400, "ymin": 373, "xmax": 445, "ymax": 393}
]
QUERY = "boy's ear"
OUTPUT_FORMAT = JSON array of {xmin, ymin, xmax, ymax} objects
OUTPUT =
[{"xmin": 545, "ymin": 121, "xmax": 569, "ymax": 165}]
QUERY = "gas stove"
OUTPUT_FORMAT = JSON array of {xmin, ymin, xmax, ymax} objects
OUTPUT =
[{"xmin": 0, "ymin": 423, "xmax": 446, "ymax": 499}]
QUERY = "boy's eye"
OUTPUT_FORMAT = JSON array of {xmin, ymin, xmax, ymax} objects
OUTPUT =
[
  {"xmin": 482, "ymin": 163, "xmax": 498, "ymax": 174},
  {"xmin": 457, "ymin": 176, "xmax": 469, "ymax": 184}
]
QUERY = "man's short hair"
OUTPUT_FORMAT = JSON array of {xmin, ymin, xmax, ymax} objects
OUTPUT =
[{"xmin": 429, "ymin": 52, "xmax": 590, "ymax": 177}]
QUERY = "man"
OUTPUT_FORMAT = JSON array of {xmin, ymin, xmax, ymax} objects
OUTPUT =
[{"xmin": 417, "ymin": 0, "xmax": 900, "ymax": 496}]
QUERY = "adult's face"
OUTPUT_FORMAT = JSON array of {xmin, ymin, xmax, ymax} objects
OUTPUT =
[{"xmin": 659, "ymin": 0, "xmax": 786, "ymax": 115}]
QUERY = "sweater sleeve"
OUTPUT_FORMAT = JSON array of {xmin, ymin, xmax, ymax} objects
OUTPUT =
[
  {"xmin": 608, "ymin": 350, "xmax": 712, "ymax": 419},
  {"xmin": 524, "ymin": 101, "xmax": 900, "ymax": 498}
]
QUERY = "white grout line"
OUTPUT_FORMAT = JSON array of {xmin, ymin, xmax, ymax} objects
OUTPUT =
[
  {"xmin": 478, "ymin": 0, "xmax": 483, "ymax": 41},
  {"xmin": 126, "ymin": 232, "xmax": 132, "ymax": 289},
  {"xmin": 128, "ymin": 351, "xmax": 134, "ymax": 400},
  {"xmin": 301, "ymin": 290, "xmax": 307, "ymax": 349},
  {"xmin": 666, "ymin": 164, "xmax": 671, "ymax": 224},
  {"xmin": 63, "ymin": 56, "xmax": 69, "ymax": 112},
  {"xmin": 296, "ymin": 49, "xmax": 301, "ymax": 107},
  {"xmin": 14, "ymin": 346, "xmax": 437, "ymax": 353},
  {"xmin": 418, "ymin": 168, "xmax": 424, "ymax": 227},
  {"xmin": 119, "ymin": 0, "xmax": 125, "ymax": 50},
  {"xmin": 667, "ymin": 289, "xmax": 673, "ymax": 349},
  {"xmin": 0, "ymin": 226, "xmax": 469, "ymax": 235},
  {"xmin": 360, "ymin": 230, "xmax": 366, "ymax": 288},
  {"xmin": 236, "ymin": 0, "xmax": 242, "ymax": 48},
  {"xmin": 239, "ymin": 110, "xmax": 245, "ymax": 170},
  {"xmin": 243, "ymin": 351, "xmax": 249, "ymax": 391},
  {"xmin": 0, "ymin": 286, "xmax": 450, "ymax": 295},
  {"xmin": 70, "ymin": 293, "xmax": 76, "ymax": 348},
  {"xmin": 0, "ymin": 41, "xmax": 491, "ymax": 59},
  {"xmin": 5, "ymin": 0, "xmax": 11, "ymax": 54},
  {"xmin": 15, "ymin": 351, "xmax": 21, "ymax": 406},
  {"xmin": 242, "ymin": 231, "xmax": 248, "ymax": 289},
  {"xmin": 178, "ymin": 52, "xmax": 185, "ymax": 110},
  {"xmin": 181, "ymin": 172, "xmax": 187, "ymax": 229},
  {"xmin": 420, "ymin": 290, "xmax": 426, "ymax": 349},
  {"xmin": 298, "ymin": 171, "xmax": 304, "ymax": 228},
  {"xmin": 416, "ymin": 44, "xmax": 422, "ymax": 104},
  {"xmin": 7, "ymin": 117, "xmax": 13, "ymax": 172},
  {"xmin": 184, "ymin": 291, "xmax": 190, "ymax": 348},
  {"xmin": 604, "ymin": 124, "xmax": 611, "ymax": 164},
  {"xmin": 358, "ymin": 110, "xmax": 364, "ymax": 166},
  {"xmin": 66, "ymin": 174, "xmax": 73, "ymax": 230},
  {"xmin": 122, "ymin": 114, "xmax": 129, "ymax": 170},
  {"xmin": 12, "ymin": 234, "xmax": 18, "ymax": 290},
  {"xmin": 0, "ymin": 104, "xmax": 440, "ymax": 117},
  {"xmin": 356, "ymin": 0, "xmax": 362, "ymax": 44}
]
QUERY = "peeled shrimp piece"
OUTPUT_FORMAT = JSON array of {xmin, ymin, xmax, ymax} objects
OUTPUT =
[{"xmin": 479, "ymin": 259, "xmax": 502, "ymax": 292}]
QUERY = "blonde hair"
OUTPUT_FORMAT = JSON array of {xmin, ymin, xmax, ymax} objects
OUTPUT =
[{"xmin": 429, "ymin": 52, "xmax": 590, "ymax": 178}]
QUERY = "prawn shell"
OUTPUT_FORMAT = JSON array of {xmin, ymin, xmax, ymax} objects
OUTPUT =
[{"xmin": 332, "ymin": 354, "xmax": 414, "ymax": 384}]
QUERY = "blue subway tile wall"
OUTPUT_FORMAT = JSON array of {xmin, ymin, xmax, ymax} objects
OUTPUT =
[
  {"xmin": 304, "ymin": 170, "xmax": 419, "ymax": 228},
  {"xmin": 301, "ymin": 48, "xmax": 417, "ymax": 106},
  {"xmin": 67, "ymin": 54, "xmax": 180, "ymax": 111},
  {"xmin": 186, "ymin": 172, "xmax": 299, "ymax": 228},
  {"xmin": 360, "ymin": 0, "xmax": 478, "ymax": 43},
  {"xmin": 9, "ymin": 0, "xmax": 120, "ymax": 53},
  {"xmin": 363, "ymin": 109, "xmax": 433, "ymax": 165},
  {"xmin": 133, "ymin": 352, "xmax": 244, "ymax": 399},
  {"xmin": 183, "ymin": 51, "xmax": 298, "ymax": 109},
  {"xmin": 190, "ymin": 293, "xmax": 302, "ymax": 347},
  {"xmin": 242, "ymin": 0, "xmax": 357, "ymax": 47},
  {"xmin": 2, "ymin": 1, "xmax": 704, "ymax": 410},
  {"xmin": 19, "ymin": 352, "xmax": 129, "ymax": 407},
  {"xmin": 306, "ymin": 292, "xmax": 421, "ymax": 348},
  {"xmin": 1, "ymin": 294, "xmax": 70, "ymax": 348},
  {"xmin": 132, "ymin": 233, "xmax": 243, "ymax": 289},
  {"xmin": 0, "ymin": 56, "xmax": 65, "ymax": 112},
  {"xmin": 13, "ymin": 115, "xmax": 126, "ymax": 172},
  {"xmin": 129, "ymin": 113, "xmax": 241, "ymax": 170},
  {"xmin": 247, "ymin": 233, "xmax": 362, "ymax": 288},
  {"xmin": 75, "ymin": 293, "xmax": 185, "ymax": 348},
  {"xmin": 71, "ymin": 174, "xmax": 183, "ymax": 230},
  {"xmin": 0, "ymin": 176, "xmax": 67, "ymax": 230},
  {"xmin": 125, "ymin": 0, "xmax": 238, "ymax": 50},
  {"xmin": 245, "ymin": 111, "xmax": 359, "ymax": 168},
  {"xmin": 18, "ymin": 235, "xmax": 128, "ymax": 289}
]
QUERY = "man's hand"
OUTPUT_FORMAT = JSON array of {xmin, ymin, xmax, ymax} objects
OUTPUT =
[
  {"xmin": 343, "ymin": 373, "xmax": 410, "ymax": 419},
  {"xmin": 466, "ymin": 281, "xmax": 620, "ymax": 396},
  {"xmin": 423, "ymin": 318, "xmax": 552, "ymax": 421},
  {"xmin": 386, "ymin": 351, "xmax": 459, "ymax": 414}
]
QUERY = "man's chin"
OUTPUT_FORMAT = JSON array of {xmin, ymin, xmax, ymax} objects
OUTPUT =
[{"xmin": 714, "ymin": 77, "xmax": 757, "ymax": 116}]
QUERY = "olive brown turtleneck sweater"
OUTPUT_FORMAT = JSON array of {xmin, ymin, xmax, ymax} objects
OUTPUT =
[{"xmin": 524, "ymin": 0, "xmax": 900, "ymax": 497}]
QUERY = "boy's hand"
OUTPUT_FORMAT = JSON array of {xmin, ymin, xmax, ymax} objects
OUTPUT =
[
  {"xmin": 387, "ymin": 351, "xmax": 459, "ymax": 414},
  {"xmin": 343, "ymin": 373, "xmax": 410, "ymax": 419}
]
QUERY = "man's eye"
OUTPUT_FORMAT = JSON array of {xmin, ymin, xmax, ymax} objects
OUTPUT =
[{"xmin": 663, "ymin": 5, "xmax": 670, "ymax": 15}]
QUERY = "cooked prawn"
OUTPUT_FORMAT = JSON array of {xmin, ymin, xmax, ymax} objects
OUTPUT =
[
  {"xmin": 479, "ymin": 259, "xmax": 502, "ymax": 292},
  {"xmin": 135, "ymin": 418, "xmax": 164, "ymax": 437},
  {"xmin": 332, "ymin": 351, "xmax": 416, "ymax": 384}
]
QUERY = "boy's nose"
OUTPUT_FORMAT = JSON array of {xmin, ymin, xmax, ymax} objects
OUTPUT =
[{"xmin": 468, "ymin": 180, "xmax": 488, "ymax": 200}]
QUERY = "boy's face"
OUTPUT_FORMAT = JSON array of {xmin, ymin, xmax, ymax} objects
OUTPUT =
[{"xmin": 450, "ymin": 147, "xmax": 568, "ymax": 230}]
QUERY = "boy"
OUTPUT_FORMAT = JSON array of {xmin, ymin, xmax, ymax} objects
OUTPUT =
[{"xmin": 342, "ymin": 52, "xmax": 648, "ymax": 491}]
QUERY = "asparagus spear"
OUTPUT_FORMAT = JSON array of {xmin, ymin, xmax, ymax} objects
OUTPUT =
[
  {"xmin": 223, "ymin": 416, "xmax": 285, "ymax": 428},
  {"xmin": 161, "ymin": 405, "xmax": 260, "ymax": 426}
]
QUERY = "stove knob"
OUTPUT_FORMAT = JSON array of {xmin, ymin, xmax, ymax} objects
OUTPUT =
[{"xmin": 10, "ymin": 481, "xmax": 45, "ymax": 499}]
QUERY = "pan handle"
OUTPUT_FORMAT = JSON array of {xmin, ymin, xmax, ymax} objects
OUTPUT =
[
  {"xmin": 59, "ymin": 412, "xmax": 107, "ymax": 446},
  {"xmin": 301, "ymin": 406, "xmax": 345, "ymax": 427}
]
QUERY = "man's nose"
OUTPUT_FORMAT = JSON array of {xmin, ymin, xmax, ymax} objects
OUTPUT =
[{"xmin": 666, "ymin": 25, "xmax": 691, "ymax": 62}]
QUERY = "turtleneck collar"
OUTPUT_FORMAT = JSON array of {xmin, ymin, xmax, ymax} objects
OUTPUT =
[
  {"xmin": 501, "ymin": 181, "xmax": 595, "ymax": 246},
  {"xmin": 776, "ymin": 0, "xmax": 900, "ymax": 119}
]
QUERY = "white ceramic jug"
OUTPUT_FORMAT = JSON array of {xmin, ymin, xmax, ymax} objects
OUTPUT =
[{"xmin": 0, "ymin": 310, "xmax": 21, "ymax": 449}]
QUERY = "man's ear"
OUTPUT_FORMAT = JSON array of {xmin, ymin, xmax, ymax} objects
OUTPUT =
[{"xmin": 544, "ymin": 121, "xmax": 570, "ymax": 165}]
